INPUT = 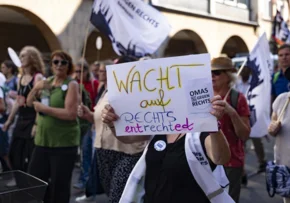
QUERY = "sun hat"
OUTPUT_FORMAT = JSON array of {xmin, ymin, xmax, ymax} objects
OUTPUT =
[{"xmin": 211, "ymin": 57, "xmax": 237, "ymax": 72}]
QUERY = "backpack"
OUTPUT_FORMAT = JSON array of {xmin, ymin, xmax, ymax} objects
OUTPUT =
[
  {"xmin": 79, "ymin": 84, "xmax": 92, "ymax": 111},
  {"xmin": 266, "ymin": 161, "xmax": 290, "ymax": 198},
  {"xmin": 62, "ymin": 79, "xmax": 92, "ymax": 137},
  {"xmin": 78, "ymin": 84, "xmax": 92, "ymax": 137},
  {"xmin": 273, "ymin": 72, "xmax": 281, "ymax": 84},
  {"xmin": 230, "ymin": 89, "xmax": 239, "ymax": 110}
]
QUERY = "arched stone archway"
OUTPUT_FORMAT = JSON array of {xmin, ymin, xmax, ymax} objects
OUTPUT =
[
  {"xmin": 164, "ymin": 29, "xmax": 207, "ymax": 57},
  {"xmin": 84, "ymin": 30, "xmax": 118, "ymax": 64},
  {"xmin": 221, "ymin": 36, "xmax": 249, "ymax": 58},
  {"xmin": 0, "ymin": 5, "xmax": 61, "ymax": 62}
]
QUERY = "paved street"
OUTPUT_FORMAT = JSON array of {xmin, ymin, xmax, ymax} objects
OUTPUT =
[
  {"xmin": 70, "ymin": 135, "xmax": 283, "ymax": 203},
  {"xmin": 240, "ymin": 136, "xmax": 281, "ymax": 203}
]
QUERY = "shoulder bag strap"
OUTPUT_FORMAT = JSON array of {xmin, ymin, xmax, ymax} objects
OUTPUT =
[
  {"xmin": 230, "ymin": 89, "xmax": 239, "ymax": 110},
  {"xmin": 185, "ymin": 133, "xmax": 234, "ymax": 203}
]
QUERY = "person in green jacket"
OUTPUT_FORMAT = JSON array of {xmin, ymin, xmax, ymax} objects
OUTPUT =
[{"xmin": 26, "ymin": 50, "xmax": 80, "ymax": 203}]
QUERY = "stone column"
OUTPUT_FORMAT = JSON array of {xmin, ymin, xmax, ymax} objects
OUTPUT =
[{"xmin": 57, "ymin": 0, "xmax": 92, "ymax": 62}]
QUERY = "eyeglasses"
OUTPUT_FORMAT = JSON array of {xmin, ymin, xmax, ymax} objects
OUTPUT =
[
  {"xmin": 52, "ymin": 60, "xmax": 68, "ymax": 66},
  {"xmin": 211, "ymin": 70, "xmax": 224, "ymax": 76},
  {"xmin": 75, "ymin": 70, "xmax": 81, "ymax": 73}
]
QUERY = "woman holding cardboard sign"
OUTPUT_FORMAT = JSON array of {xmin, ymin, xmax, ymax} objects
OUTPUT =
[
  {"xmin": 78, "ymin": 56, "xmax": 148, "ymax": 203},
  {"xmin": 100, "ymin": 94, "xmax": 233, "ymax": 202}
]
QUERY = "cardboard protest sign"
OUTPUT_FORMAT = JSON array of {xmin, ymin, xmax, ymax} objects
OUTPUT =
[{"xmin": 107, "ymin": 54, "xmax": 218, "ymax": 136}]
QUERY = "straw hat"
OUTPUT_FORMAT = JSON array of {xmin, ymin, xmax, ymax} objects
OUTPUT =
[{"xmin": 211, "ymin": 57, "xmax": 237, "ymax": 72}]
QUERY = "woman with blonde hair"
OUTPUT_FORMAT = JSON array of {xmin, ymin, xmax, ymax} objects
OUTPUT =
[
  {"xmin": 3, "ymin": 46, "xmax": 44, "ymax": 172},
  {"xmin": 78, "ymin": 56, "xmax": 148, "ymax": 203}
]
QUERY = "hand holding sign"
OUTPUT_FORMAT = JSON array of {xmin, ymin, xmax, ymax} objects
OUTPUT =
[
  {"xmin": 102, "ymin": 96, "xmax": 225, "ymax": 129},
  {"xmin": 102, "ymin": 104, "xmax": 119, "ymax": 127},
  {"xmin": 210, "ymin": 95, "xmax": 226, "ymax": 120}
]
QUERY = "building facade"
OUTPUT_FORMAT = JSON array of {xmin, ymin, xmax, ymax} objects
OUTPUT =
[{"xmin": 0, "ymin": 0, "xmax": 288, "ymax": 64}]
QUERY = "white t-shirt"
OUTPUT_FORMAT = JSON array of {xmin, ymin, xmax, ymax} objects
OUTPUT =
[
  {"xmin": 0, "ymin": 87, "xmax": 3, "ymax": 99},
  {"xmin": 0, "ymin": 72, "xmax": 6, "ymax": 88},
  {"xmin": 273, "ymin": 92, "xmax": 290, "ymax": 167}
]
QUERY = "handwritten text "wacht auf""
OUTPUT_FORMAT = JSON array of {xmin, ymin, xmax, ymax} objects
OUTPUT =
[{"xmin": 113, "ymin": 64, "xmax": 204, "ymax": 94}]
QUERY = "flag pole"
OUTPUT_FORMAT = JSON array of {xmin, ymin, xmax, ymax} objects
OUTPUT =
[
  {"xmin": 80, "ymin": 23, "xmax": 91, "ymax": 104},
  {"xmin": 223, "ymin": 59, "xmax": 248, "ymax": 101},
  {"xmin": 97, "ymin": 50, "xmax": 100, "ymax": 61}
]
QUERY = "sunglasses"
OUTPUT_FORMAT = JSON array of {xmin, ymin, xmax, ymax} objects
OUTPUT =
[
  {"xmin": 75, "ymin": 70, "xmax": 81, "ymax": 73},
  {"xmin": 52, "ymin": 60, "xmax": 68, "ymax": 66},
  {"xmin": 211, "ymin": 70, "xmax": 224, "ymax": 76}
]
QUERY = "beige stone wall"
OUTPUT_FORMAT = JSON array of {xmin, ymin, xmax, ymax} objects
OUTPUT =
[
  {"xmin": 85, "ymin": 31, "xmax": 118, "ymax": 64},
  {"xmin": 57, "ymin": 0, "xmax": 95, "ymax": 62},
  {"xmin": 0, "ymin": 0, "xmax": 93, "ymax": 62},
  {"xmin": 0, "ymin": 22, "xmax": 51, "ymax": 62},
  {"xmin": 0, "ymin": 0, "xmax": 83, "ymax": 35},
  {"xmin": 0, "ymin": 0, "xmax": 283, "ymax": 62},
  {"xmin": 161, "ymin": 11, "xmax": 259, "ymax": 58}
]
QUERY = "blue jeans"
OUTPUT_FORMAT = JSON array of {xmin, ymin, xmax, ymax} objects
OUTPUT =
[
  {"xmin": 85, "ymin": 149, "xmax": 104, "ymax": 197},
  {"xmin": 78, "ymin": 127, "xmax": 94, "ymax": 184}
]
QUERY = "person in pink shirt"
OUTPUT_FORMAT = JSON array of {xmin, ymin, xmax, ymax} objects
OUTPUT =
[{"xmin": 75, "ymin": 59, "xmax": 99, "ymax": 110}]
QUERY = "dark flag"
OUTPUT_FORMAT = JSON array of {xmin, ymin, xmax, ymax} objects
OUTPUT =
[{"xmin": 272, "ymin": 10, "xmax": 290, "ymax": 45}]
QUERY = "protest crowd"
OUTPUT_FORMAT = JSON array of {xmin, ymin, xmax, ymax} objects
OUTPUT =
[{"xmin": 1, "ymin": 1, "xmax": 290, "ymax": 203}]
